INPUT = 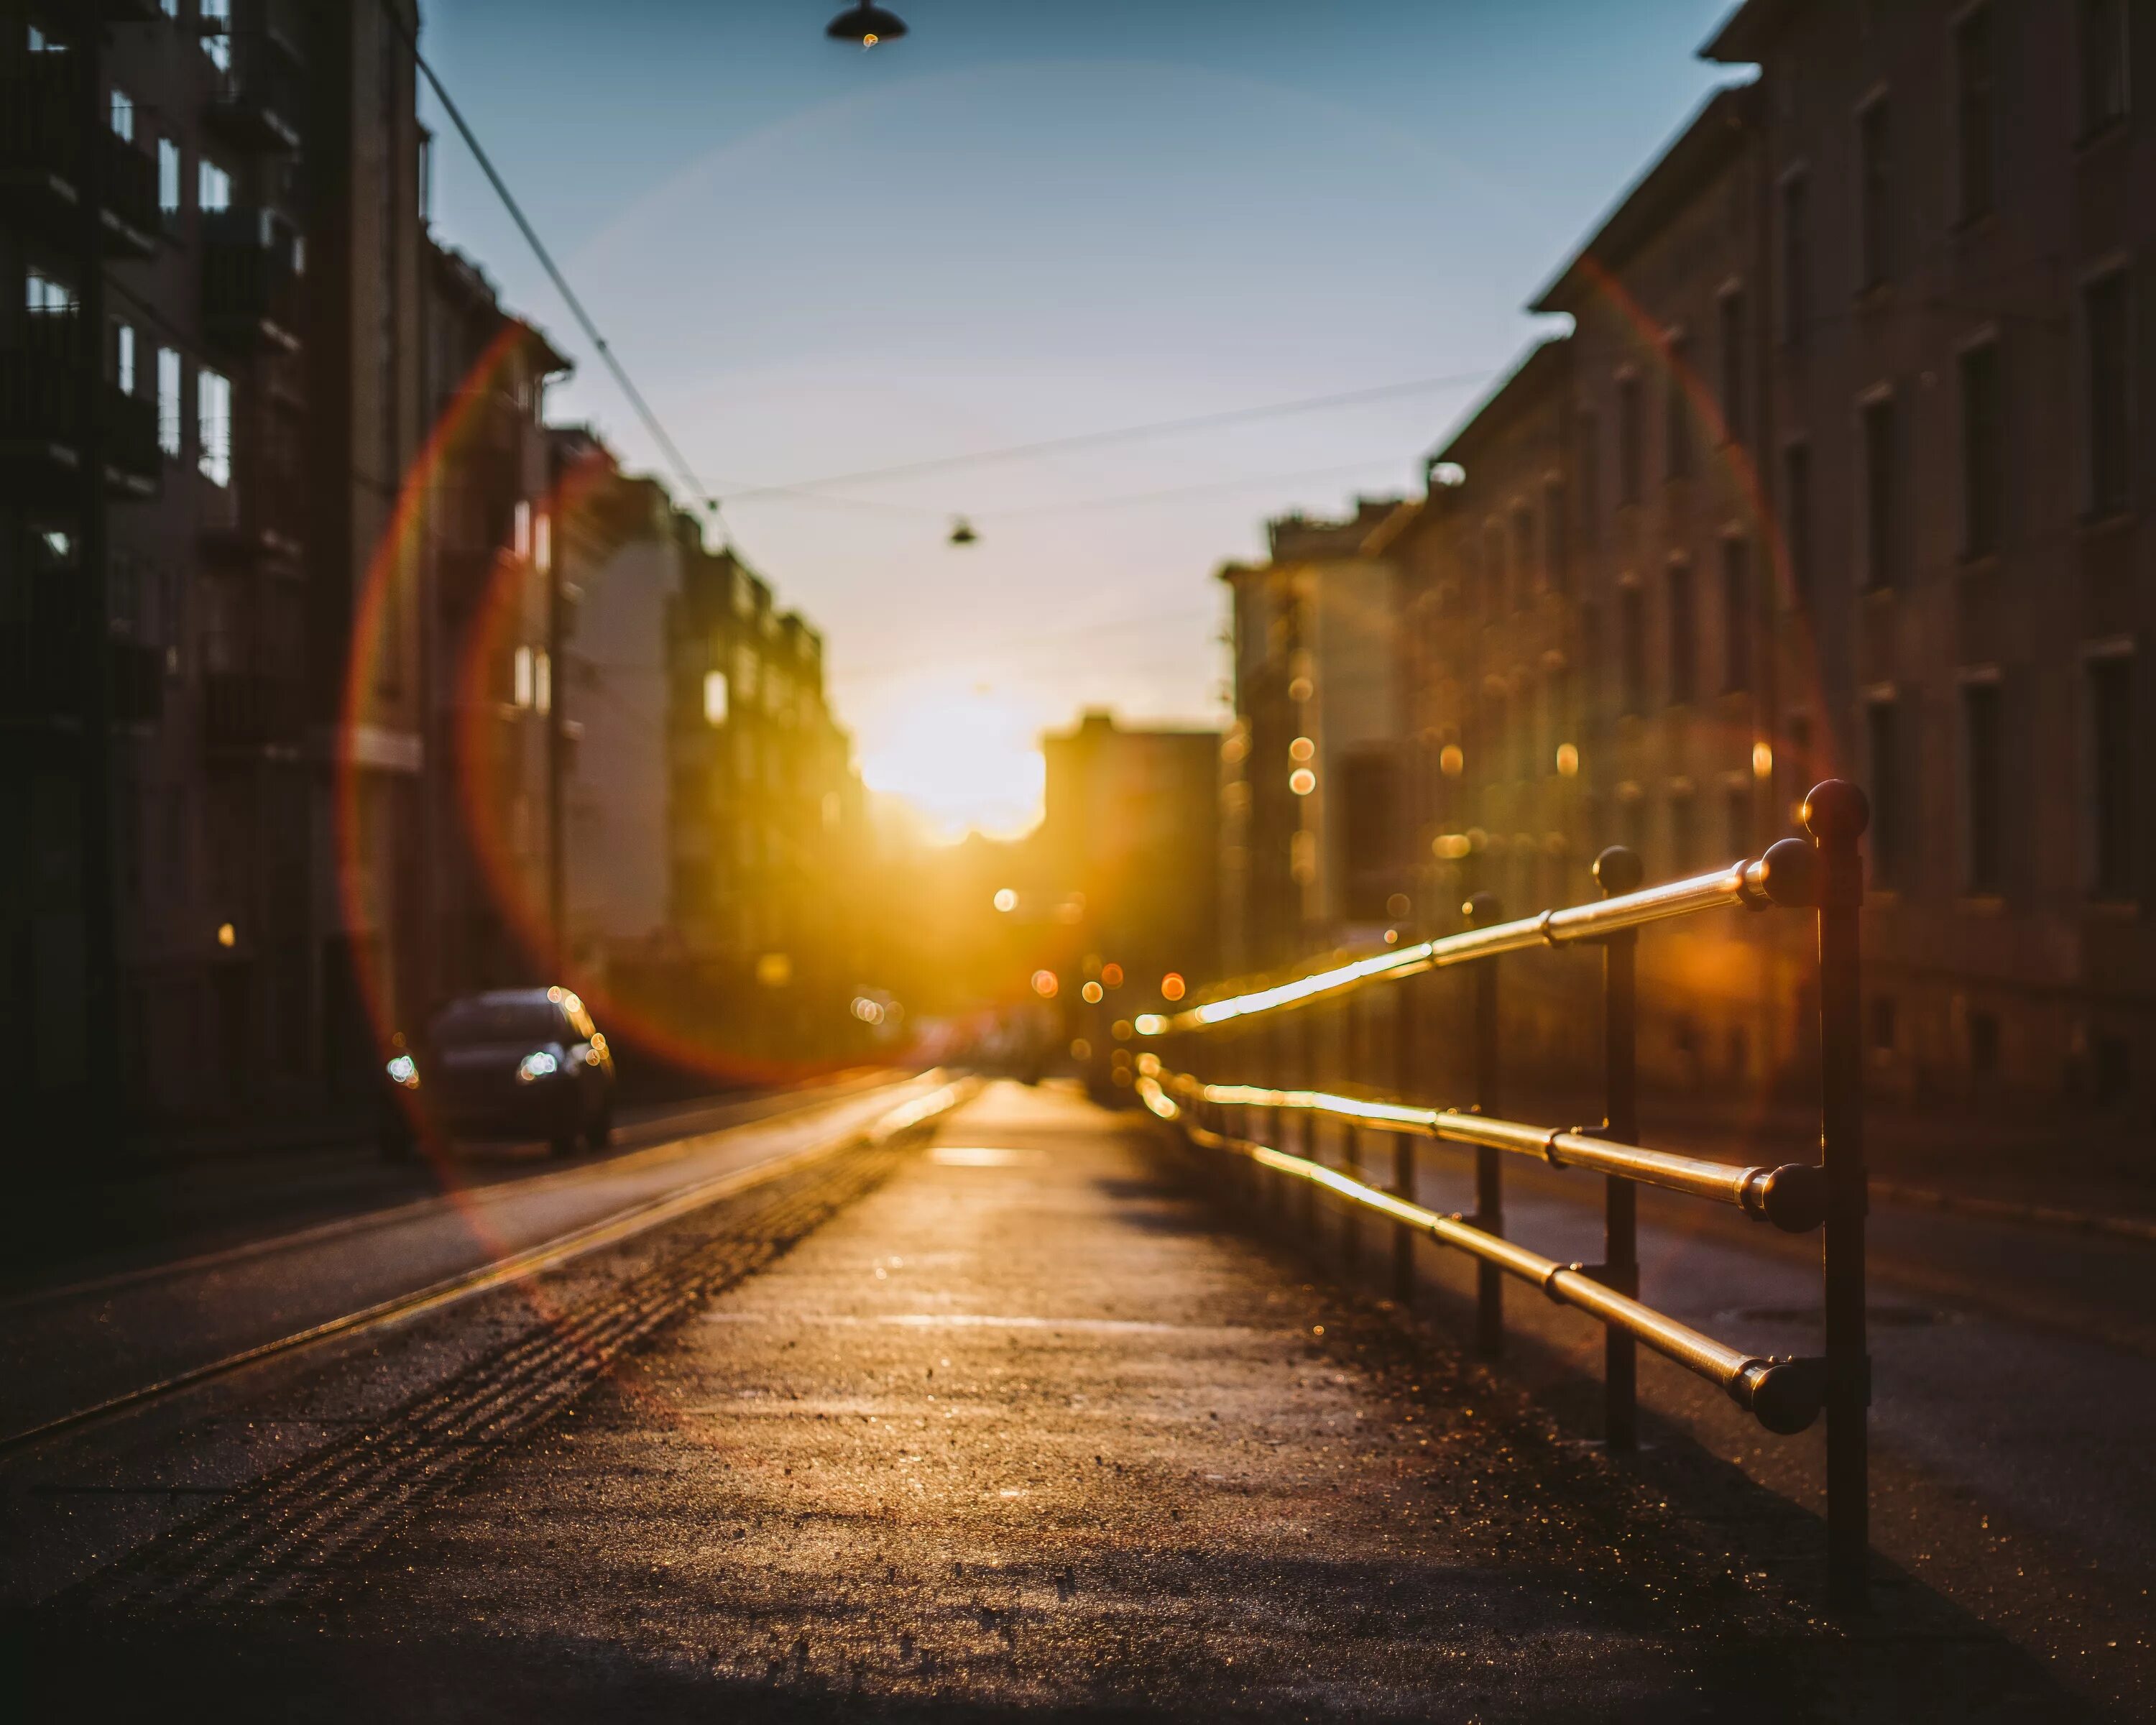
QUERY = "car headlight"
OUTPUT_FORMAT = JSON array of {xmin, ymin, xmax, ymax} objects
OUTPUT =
[
  {"xmin": 386, "ymin": 1054, "xmax": 420, "ymax": 1088},
  {"xmin": 517, "ymin": 1049, "xmax": 560, "ymax": 1082}
]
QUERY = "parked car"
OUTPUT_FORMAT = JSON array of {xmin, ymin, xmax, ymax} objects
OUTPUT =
[{"xmin": 381, "ymin": 986, "xmax": 616, "ymax": 1159}]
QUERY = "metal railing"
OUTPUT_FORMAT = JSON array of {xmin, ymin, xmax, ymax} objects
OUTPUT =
[{"xmin": 1135, "ymin": 780, "xmax": 1871, "ymax": 1609}]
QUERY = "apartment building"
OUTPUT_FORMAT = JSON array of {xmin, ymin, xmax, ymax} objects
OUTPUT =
[
  {"xmin": 1354, "ymin": 1, "xmax": 2151, "ymax": 1111},
  {"xmin": 666, "ymin": 532, "xmax": 864, "ymax": 1067},
  {"xmin": 1219, "ymin": 498, "xmax": 1407, "ymax": 973},
  {"xmin": 1702, "ymin": 0, "xmax": 2153, "ymax": 1110},
  {"xmin": 2, "ymin": 0, "xmax": 427, "ymax": 1134},
  {"xmin": 415, "ymin": 238, "xmax": 568, "ymax": 1008}
]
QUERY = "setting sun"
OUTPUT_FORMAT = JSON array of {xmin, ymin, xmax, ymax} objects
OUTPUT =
[{"xmin": 857, "ymin": 687, "xmax": 1045, "ymax": 843}]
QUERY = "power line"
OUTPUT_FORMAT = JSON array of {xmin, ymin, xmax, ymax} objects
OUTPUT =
[
  {"xmin": 720, "ymin": 371, "xmax": 1489, "ymax": 503},
  {"xmin": 379, "ymin": 1, "xmax": 720, "ymax": 526}
]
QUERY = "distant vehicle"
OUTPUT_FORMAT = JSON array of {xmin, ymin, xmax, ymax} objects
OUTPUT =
[{"xmin": 381, "ymin": 986, "xmax": 616, "ymax": 1159}]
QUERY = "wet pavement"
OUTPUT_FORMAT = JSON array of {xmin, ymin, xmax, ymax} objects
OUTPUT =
[{"xmin": 6, "ymin": 1081, "xmax": 2105, "ymax": 1720}]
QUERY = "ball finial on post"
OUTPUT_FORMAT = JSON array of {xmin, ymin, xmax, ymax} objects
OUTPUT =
[
  {"xmin": 1802, "ymin": 779, "xmax": 1871, "ymax": 845},
  {"xmin": 1593, "ymin": 845, "xmax": 1643, "ymax": 898}
]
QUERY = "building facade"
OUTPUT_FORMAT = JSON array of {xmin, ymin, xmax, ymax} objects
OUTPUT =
[
  {"xmin": 3, "ymin": 0, "xmax": 429, "ymax": 1136},
  {"xmin": 415, "ymin": 238, "xmax": 568, "ymax": 1010},
  {"xmin": 1703, "ymin": 0, "xmax": 2155, "ymax": 1111},
  {"xmin": 1335, "ymin": 1, "xmax": 2152, "ymax": 1113},
  {"xmin": 1220, "ymin": 498, "xmax": 1408, "ymax": 973},
  {"xmin": 664, "ymin": 531, "xmax": 865, "ymax": 1070}
]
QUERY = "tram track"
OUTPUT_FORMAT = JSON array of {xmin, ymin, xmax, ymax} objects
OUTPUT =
[{"xmin": 39, "ymin": 1077, "xmax": 973, "ymax": 1611}]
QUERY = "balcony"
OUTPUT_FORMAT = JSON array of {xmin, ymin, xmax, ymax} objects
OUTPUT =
[
  {"xmin": 200, "ymin": 472, "xmax": 303, "ymax": 569},
  {"xmin": 0, "ymin": 64, "xmax": 162, "ymax": 256},
  {"xmin": 203, "ymin": 209, "xmax": 302, "ymax": 353},
  {"xmin": 0, "ymin": 334, "xmax": 161, "ymax": 501},
  {"xmin": 203, "ymin": 29, "xmax": 303, "ymax": 154},
  {"xmin": 203, "ymin": 669, "xmax": 305, "ymax": 753}
]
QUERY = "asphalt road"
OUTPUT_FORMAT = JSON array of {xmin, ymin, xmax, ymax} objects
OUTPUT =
[{"xmin": 0, "ymin": 1072, "xmax": 923, "ymax": 1449}]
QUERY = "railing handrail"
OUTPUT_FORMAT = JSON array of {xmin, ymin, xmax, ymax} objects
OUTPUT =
[
  {"xmin": 1138, "ymin": 837, "xmax": 1817, "ymax": 1036},
  {"xmin": 1136, "ymin": 781, "xmax": 1874, "ymax": 1609},
  {"xmin": 1136, "ymin": 1076, "xmax": 1823, "ymax": 1435},
  {"xmin": 1160, "ymin": 1071, "xmax": 1825, "ymax": 1232}
]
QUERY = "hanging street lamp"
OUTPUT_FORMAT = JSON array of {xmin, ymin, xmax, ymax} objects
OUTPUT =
[{"xmin": 826, "ymin": 2, "xmax": 908, "ymax": 46}]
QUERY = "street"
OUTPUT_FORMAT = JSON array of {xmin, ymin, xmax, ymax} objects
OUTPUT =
[{"xmin": 0, "ymin": 1079, "xmax": 2139, "ymax": 1719}]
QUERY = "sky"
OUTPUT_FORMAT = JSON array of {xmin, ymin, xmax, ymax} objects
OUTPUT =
[{"xmin": 418, "ymin": 0, "xmax": 1742, "ymax": 840}]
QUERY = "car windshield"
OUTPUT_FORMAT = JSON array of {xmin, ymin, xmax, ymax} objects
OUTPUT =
[{"xmin": 428, "ymin": 1000, "xmax": 560, "ymax": 1048}]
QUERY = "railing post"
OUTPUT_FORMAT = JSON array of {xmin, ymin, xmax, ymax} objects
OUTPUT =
[
  {"xmin": 1593, "ymin": 847, "xmax": 1642, "ymax": 1453},
  {"xmin": 1391, "ymin": 970, "xmax": 1418, "ymax": 1305},
  {"xmin": 1465, "ymin": 891, "xmax": 1504, "ymax": 1358},
  {"xmin": 1299, "ymin": 1006, "xmax": 1319, "ymax": 1238},
  {"xmin": 1807, "ymin": 779, "xmax": 1871, "ymax": 1612},
  {"xmin": 1341, "ymin": 994, "xmax": 1362, "ymax": 1271},
  {"xmin": 1273, "ymin": 1013, "xmax": 1295, "ymax": 1230}
]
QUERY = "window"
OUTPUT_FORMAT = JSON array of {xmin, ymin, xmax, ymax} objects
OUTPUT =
[
  {"xmin": 1667, "ymin": 560, "xmax": 1697, "ymax": 705},
  {"xmin": 157, "ymin": 138, "xmax": 181, "ymax": 215},
  {"xmin": 1867, "ymin": 697, "xmax": 1904, "ymax": 888},
  {"xmin": 534, "ymin": 510, "xmax": 552, "ymax": 574},
  {"xmin": 1508, "ymin": 503, "xmax": 1534, "ymax": 607},
  {"xmin": 1960, "ymin": 340, "xmax": 2003, "ymax": 556},
  {"xmin": 201, "ymin": 0, "xmax": 231, "ymax": 70},
  {"xmin": 1544, "ymin": 477, "xmax": 1569, "ymax": 593},
  {"xmin": 2090, "ymin": 653, "xmax": 2134, "ymax": 898},
  {"xmin": 2081, "ymin": 0, "xmax": 2129, "ymax": 133},
  {"xmin": 702, "ymin": 670, "xmax": 729, "ymax": 727},
  {"xmin": 1858, "ymin": 96, "xmax": 1891, "ymax": 289},
  {"xmin": 1616, "ymin": 375, "xmax": 1643, "ymax": 506},
  {"xmin": 1784, "ymin": 441, "xmax": 1813, "ymax": 604},
  {"xmin": 534, "ymin": 650, "xmax": 551, "ymax": 716},
  {"xmin": 1953, "ymin": 9, "xmax": 1996, "ymax": 226},
  {"xmin": 1863, "ymin": 395, "xmax": 1897, "ymax": 589},
  {"xmin": 25, "ymin": 270, "xmax": 75, "ymax": 316},
  {"xmin": 512, "ymin": 499, "xmax": 532, "ymax": 559},
  {"xmin": 1620, "ymin": 792, "xmax": 1647, "ymax": 868},
  {"xmin": 1618, "ymin": 585, "xmax": 1646, "ymax": 715},
  {"xmin": 157, "ymin": 347, "xmax": 182, "ymax": 455},
  {"xmin": 1577, "ymin": 411, "xmax": 1601, "ymax": 546},
  {"xmin": 2084, "ymin": 270, "xmax": 2131, "ymax": 518},
  {"xmin": 1665, "ymin": 336, "xmax": 1692, "ymax": 479},
  {"xmin": 198, "ymin": 157, "xmax": 231, "ymax": 214},
  {"xmin": 1726, "ymin": 783, "xmax": 1752, "ymax": 860},
  {"xmin": 109, "ymin": 88, "xmax": 135, "ymax": 142},
  {"xmin": 1669, "ymin": 791, "xmax": 1698, "ymax": 875},
  {"xmin": 1963, "ymin": 679, "xmax": 2003, "ymax": 893},
  {"xmin": 114, "ymin": 321, "xmax": 136, "ymax": 395},
  {"xmin": 1721, "ymin": 537, "xmax": 1751, "ymax": 693},
  {"xmin": 196, "ymin": 367, "xmax": 232, "ymax": 487},
  {"xmin": 512, "ymin": 644, "xmax": 535, "ymax": 709},
  {"xmin": 1781, "ymin": 172, "xmax": 1810, "ymax": 343},
  {"xmin": 1871, "ymin": 995, "xmax": 1897, "ymax": 1054},
  {"xmin": 1718, "ymin": 290, "xmax": 1746, "ymax": 438}
]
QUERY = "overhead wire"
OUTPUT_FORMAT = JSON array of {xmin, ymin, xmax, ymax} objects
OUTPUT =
[
  {"xmin": 377, "ymin": 0, "xmax": 724, "ymax": 535},
  {"xmin": 719, "ymin": 371, "xmax": 1488, "ymax": 506}
]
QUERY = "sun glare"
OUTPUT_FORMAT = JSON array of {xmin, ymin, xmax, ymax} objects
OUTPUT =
[{"xmin": 858, "ymin": 689, "xmax": 1045, "ymax": 843}]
